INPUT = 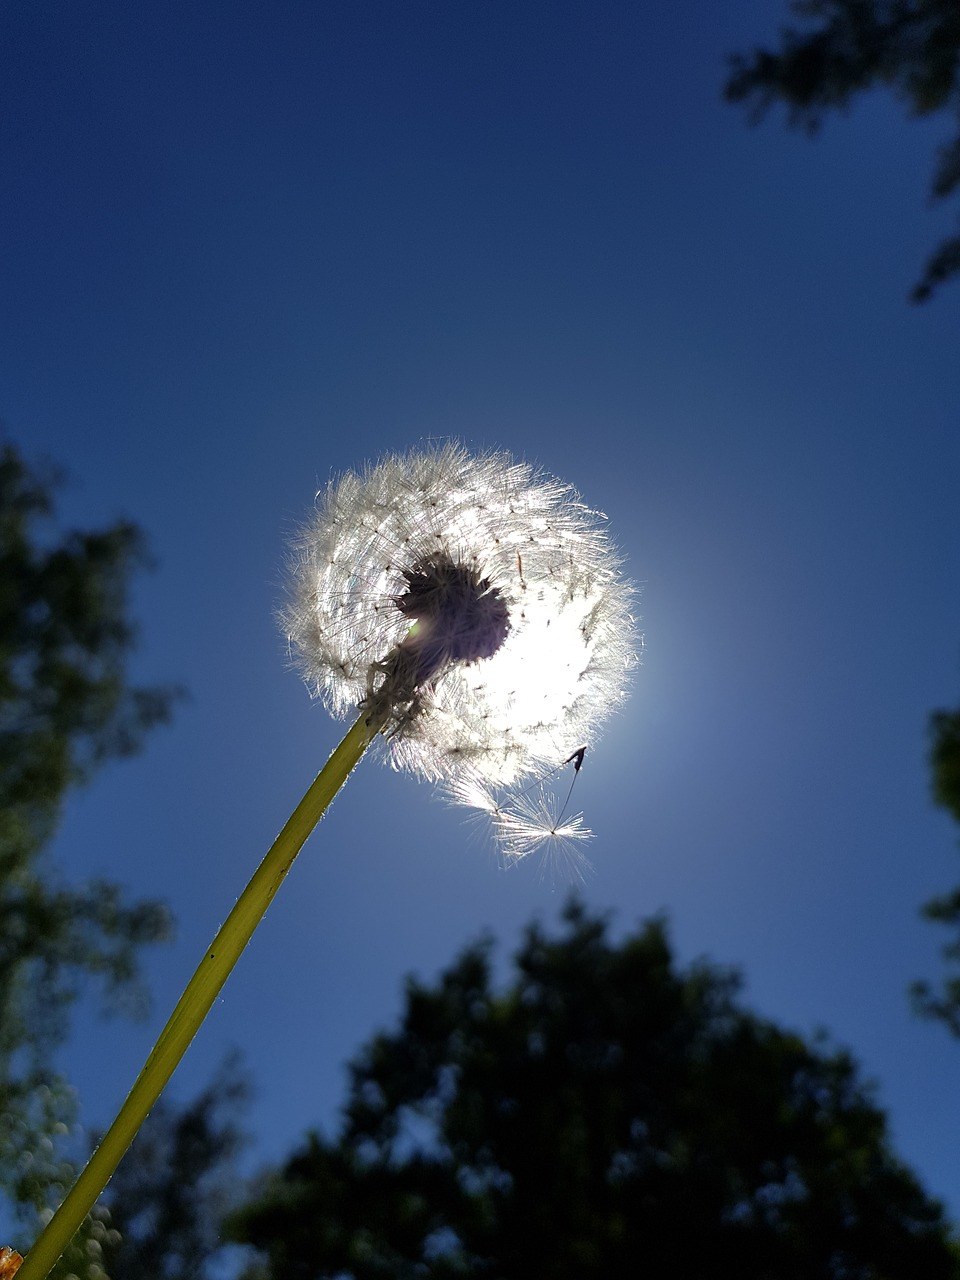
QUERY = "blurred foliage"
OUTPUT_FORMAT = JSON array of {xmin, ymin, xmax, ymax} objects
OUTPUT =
[
  {"xmin": 0, "ymin": 439, "xmax": 180, "ymax": 1270},
  {"xmin": 725, "ymin": 0, "xmax": 960, "ymax": 301},
  {"xmin": 95, "ymin": 1053, "xmax": 250, "ymax": 1280},
  {"xmin": 230, "ymin": 900, "xmax": 960, "ymax": 1280},
  {"xmin": 912, "ymin": 702, "xmax": 960, "ymax": 1033}
]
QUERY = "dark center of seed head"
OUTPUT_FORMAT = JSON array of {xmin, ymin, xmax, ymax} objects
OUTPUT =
[{"xmin": 394, "ymin": 554, "xmax": 511, "ymax": 682}]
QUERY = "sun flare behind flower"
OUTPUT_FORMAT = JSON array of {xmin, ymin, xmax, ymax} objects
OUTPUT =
[{"xmin": 285, "ymin": 442, "xmax": 637, "ymax": 794}]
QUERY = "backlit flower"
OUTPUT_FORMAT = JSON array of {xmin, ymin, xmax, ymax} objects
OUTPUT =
[{"xmin": 285, "ymin": 442, "xmax": 637, "ymax": 789}]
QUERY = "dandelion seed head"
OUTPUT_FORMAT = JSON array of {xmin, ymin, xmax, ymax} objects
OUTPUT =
[{"xmin": 285, "ymin": 442, "xmax": 636, "ymax": 785}]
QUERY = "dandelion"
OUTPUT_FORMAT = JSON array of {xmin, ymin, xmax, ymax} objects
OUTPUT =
[
  {"xmin": 19, "ymin": 443, "xmax": 636, "ymax": 1279},
  {"xmin": 286, "ymin": 441, "xmax": 635, "ymax": 790}
]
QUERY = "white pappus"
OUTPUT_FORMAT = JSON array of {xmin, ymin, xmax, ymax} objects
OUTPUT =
[{"xmin": 284, "ymin": 442, "xmax": 638, "ymax": 856}]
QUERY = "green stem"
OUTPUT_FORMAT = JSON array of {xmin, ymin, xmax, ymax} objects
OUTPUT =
[{"xmin": 19, "ymin": 713, "xmax": 378, "ymax": 1280}]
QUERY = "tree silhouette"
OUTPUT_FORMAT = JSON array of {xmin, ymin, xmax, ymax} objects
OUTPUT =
[
  {"xmin": 231, "ymin": 901, "xmax": 960, "ymax": 1280},
  {"xmin": 725, "ymin": 0, "xmax": 960, "ymax": 301},
  {"xmin": 96, "ymin": 1053, "xmax": 250, "ymax": 1280},
  {"xmin": 0, "ymin": 440, "xmax": 180, "ymax": 1267},
  {"xmin": 912, "ymin": 698, "xmax": 960, "ymax": 1033}
]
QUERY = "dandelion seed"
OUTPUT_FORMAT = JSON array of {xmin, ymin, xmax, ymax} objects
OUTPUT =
[
  {"xmin": 450, "ymin": 745, "xmax": 594, "ymax": 874},
  {"xmin": 494, "ymin": 789, "xmax": 593, "ymax": 864}
]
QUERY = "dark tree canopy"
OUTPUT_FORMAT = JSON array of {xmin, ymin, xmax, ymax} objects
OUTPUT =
[
  {"xmin": 912, "ymin": 701, "xmax": 960, "ymax": 1033},
  {"xmin": 231, "ymin": 902, "xmax": 959, "ymax": 1280},
  {"xmin": 96, "ymin": 1053, "xmax": 250, "ymax": 1280},
  {"xmin": 0, "ymin": 440, "xmax": 180, "ymax": 1264},
  {"xmin": 929, "ymin": 706, "xmax": 960, "ymax": 825},
  {"xmin": 0, "ymin": 442, "xmax": 177, "ymax": 827},
  {"xmin": 725, "ymin": 0, "xmax": 960, "ymax": 301}
]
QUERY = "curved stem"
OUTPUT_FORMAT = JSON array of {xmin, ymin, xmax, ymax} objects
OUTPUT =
[{"xmin": 19, "ymin": 714, "xmax": 377, "ymax": 1280}]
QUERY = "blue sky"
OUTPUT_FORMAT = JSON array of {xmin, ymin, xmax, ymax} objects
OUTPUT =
[{"xmin": 4, "ymin": 0, "xmax": 960, "ymax": 1235}]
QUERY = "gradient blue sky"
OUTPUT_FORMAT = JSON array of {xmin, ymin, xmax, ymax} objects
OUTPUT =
[{"xmin": 4, "ymin": 0, "xmax": 960, "ymax": 1237}]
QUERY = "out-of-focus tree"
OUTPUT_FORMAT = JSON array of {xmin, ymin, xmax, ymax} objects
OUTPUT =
[
  {"xmin": 725, "ymin": 0, "xmax": 960, "ymax": 301},
  {"xmin": 912, "ymin": 699, "xmax": 960, "ymax": 1033},
  {"xmin": 96, "ymin": 1053, "xmax": 250, "ymax": 1280},
  {"xmin": 230, "ymin": 901, "xmax": 960, "ymax": 1280},
  {"xmin": 0, "ymin": 439, "xmax": 180, "ymax": 1269}
]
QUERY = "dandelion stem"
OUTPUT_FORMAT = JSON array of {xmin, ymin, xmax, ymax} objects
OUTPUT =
[{"xmin": 18, "ymin": 713, "xmax": 379, "ymax": 1280}]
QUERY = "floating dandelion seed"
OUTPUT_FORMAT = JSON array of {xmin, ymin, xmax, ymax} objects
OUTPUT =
[
  {"xmin": 449, "ymin": 744, "xmax": 594, "ymax": 873},
  {"xmin": 20, "ymin": 443, "xmax": 636, "ymax": 1280},
  {"xmin": 495, "ymin": 789, "xmax": 592, "ymax": 875},
  {"xmin": 285, "ymin": 442, "xmax": 637, "ymax": 796}
]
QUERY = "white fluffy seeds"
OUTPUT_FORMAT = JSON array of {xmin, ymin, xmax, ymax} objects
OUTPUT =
[{"xmin": 284, "ymin": 443, "xmax": 637, "ymax": 849}]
